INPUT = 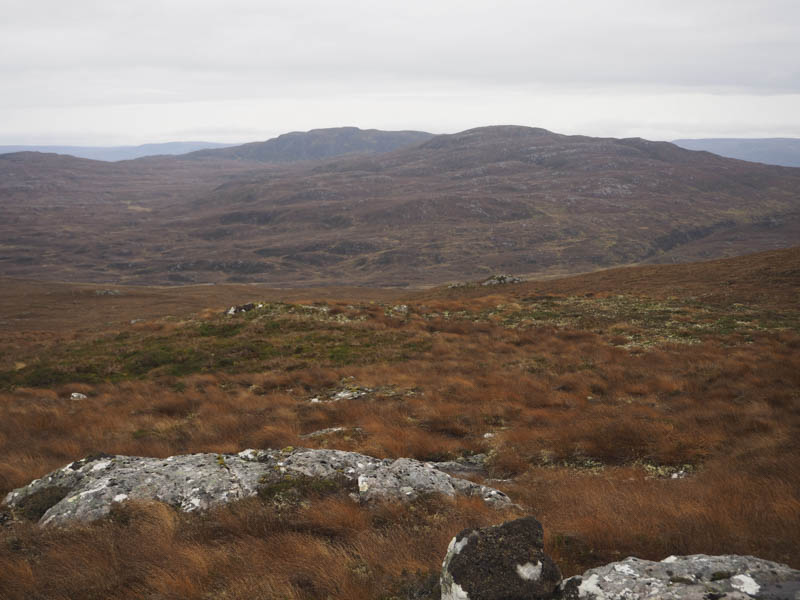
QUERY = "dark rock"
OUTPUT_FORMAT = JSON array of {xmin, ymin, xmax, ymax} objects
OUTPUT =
[
  {"xmin": 226, "ymin": 302, "xmax": 259, "ymax": 315},
  {"xmin": 13, "ymin": 485, "xmax": 72, "ymax": 522},
  {"xmin": 431, "ymin": 453, "xmax": 488, "ymax": 477},
  {"xmin": 441, "ymin": 516, "xmax": 561, "ymax": 600}
]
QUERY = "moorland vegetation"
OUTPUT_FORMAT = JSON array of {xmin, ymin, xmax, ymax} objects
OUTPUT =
[{"xmin": 1, "ymin": 247, "xmax": 798, "ymax": 599}]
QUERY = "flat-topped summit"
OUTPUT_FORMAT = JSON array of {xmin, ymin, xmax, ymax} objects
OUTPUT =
[{"xmin": 186, "ymin": 126, "xmax": 434, "ymax": 163}]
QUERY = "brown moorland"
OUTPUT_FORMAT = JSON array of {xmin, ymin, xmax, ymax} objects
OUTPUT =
[
  {"xmin": 0, "ymin": 247, "xmax": 798, "ymax": 599},
  {"xmin": 2, "ymin": 126, "xmax": 800, "ymax": 286}
]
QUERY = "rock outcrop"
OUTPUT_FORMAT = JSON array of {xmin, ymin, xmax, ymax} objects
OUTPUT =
[
  {"xmin": 561, "ymin": 554, "xmax": 800, "ymax": 600},
  {"xmin": 481, "ymin": 274, "xmax": 522, "ymax": 286},
  {"xmin": 2, "ymin": 448, "xmax": 512, "ymax": 526},
  {"xmin": 441, "ymin": 517, "xmax": 562, "ymax": 600},
  {"xmin": 440, "ymin": 517, "xmax": 800, "ymax": 600}
]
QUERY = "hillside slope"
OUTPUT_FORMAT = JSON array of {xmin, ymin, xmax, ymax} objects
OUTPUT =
[
  {"xmin": 185, "ymin": 126, "xmax": 433, "ymax": 162},
  {"xmin": 422, "ymin": 245, "xmax": 800, "ymax": 309},
  {"xmin": 1, "ymin": 126, "xmax": 799, "ymax": 285}
]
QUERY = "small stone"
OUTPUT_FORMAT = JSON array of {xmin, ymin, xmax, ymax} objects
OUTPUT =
[{"xmin": 70, "ymin": 392, "xmax": 88, "ymax": 400}]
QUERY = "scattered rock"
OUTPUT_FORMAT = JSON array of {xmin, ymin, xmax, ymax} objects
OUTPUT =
[
  {"xmin": 94, "ymin": 289, "xmax": 121, "ymax": 296},
  {"xmin": 441, "ymin": 516, "xmax": 562, "ymax": 600},
  {"xmin": 561, "ymin": 554, "xmax": 800, "ymax": 600},
  {"xmin": 69, "ymin": 392, "xmax": 88, "ymax": 400},
  {"xmin": 331, "ymin": 388, "xmax": 369, "ymax": 401},
  {"xmin": 226, "ymin": 302, "xmax": 256, "ymax": 316},
  {"xmin": 310, "ymin": 381, "xmax": 373, "ymax": 403},
  {"xmin": 299, "ymin": 426, "xmax": 363, "ymax": 439},
  {"xmin": 389, "ymin": 304, "xmax": 409, "ymax": 316},
  {"xmin": 481, "ymin": 274, "xmax": 522, "ymax": 286},
  {"xmin": 3, "ymin": 448, "xmax": 513, "ymax": 526},
  {"xmin": 642, "ymin": 463, "xmax": 695, "ymax": 479}
]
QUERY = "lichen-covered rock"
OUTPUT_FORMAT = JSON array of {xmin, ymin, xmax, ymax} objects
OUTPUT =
[
  {"xmin": 3, "ymin": 448, "xmax": 512, "ymax": 526},
  {"xmin": 430, "ymin": 453, "xmax": 488, "ymax": 477},
  {"xmin": 441, "ymin": 516, "xmax": 562, "ymax": 600},
  {"xmin": 481, "ymin": 274, "xmax": 522, "ymax": 286},
  {"xmin": 275, "ymin": 449, "xmax": 510, "ymax": 506},
  {"xmin": 561, "ymin": 554, "xmax": 800, "ymax": 600}
]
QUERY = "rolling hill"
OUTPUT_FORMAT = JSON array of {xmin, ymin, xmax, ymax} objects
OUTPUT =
[
  {"xmin": 185, "ymin": 127, "xmax": 434, "ymax": 162},
  {"xmin": 0, "ymin": 141, "xmax": 234, "ymax": 162},
  {"xmin": 0, "ymin": 125, "xmax": 798, "ymax": 286}
]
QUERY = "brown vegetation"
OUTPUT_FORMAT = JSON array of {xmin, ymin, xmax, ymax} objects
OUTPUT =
[
  {"xmin": 0, "ymin": 249, "xmax": 799, "ymax": 598},
  {"xmin": 2, "ymin": 126, "xmax": 800, "ymax": 287}
]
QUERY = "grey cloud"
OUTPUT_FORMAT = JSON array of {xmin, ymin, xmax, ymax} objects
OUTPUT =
[{"xmin": 1, "ymin": 0, "xmax": 798, "ymax": 143}]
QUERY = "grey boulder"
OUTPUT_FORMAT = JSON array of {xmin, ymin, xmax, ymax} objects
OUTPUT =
[
  {"xmin": 3, "ymin": 448, "xmax": 512, "ymax": 526},
  {"xmin": 561, "ymin": 554, "xmax": 800, "ymax": 600},
  {"xmin": 441, "ymin": 516, "xmax": 562, "ymax": 600}
]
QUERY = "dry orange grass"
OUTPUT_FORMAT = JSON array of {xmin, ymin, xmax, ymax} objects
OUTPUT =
[{"xmin": 1, "ymin": 257, "xmax": 799, "ymax": 598}]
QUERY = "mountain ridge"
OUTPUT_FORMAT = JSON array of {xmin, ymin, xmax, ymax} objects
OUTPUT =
[
  {"xmin": 1, "ymin": 125, "xmax": 799, "ymax": 286},
  {"xmin": 0, "ymin": 141, "xmax": 235, "ymax": 162},
  {"xmin": 185, "ymin": 126, "xmax": 434, "ymax": 163}
]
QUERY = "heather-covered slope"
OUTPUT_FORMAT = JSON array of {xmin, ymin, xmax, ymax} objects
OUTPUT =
[
  {"xmin": 185, "ymin": 126, "xmax": 433, "ymax": 162},
  {"xmin": 1, "ymin": 126, "xmax": 799, "ymax": 285}
]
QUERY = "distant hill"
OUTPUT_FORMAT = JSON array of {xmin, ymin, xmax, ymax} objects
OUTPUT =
[
  {"xmin": 672, "ymin": 138, "xmax": 800, "ymax": 167},
  {"xmin": 0, "ymin": 141, "xmax": 234, "ymax": 162},
  {"xmin": 186, "ymin": 126, "xmax": 434, "ymax": 162},
  {"xmin": 2, "ymin": 125, "xmax": 800, "ymax": 286}
]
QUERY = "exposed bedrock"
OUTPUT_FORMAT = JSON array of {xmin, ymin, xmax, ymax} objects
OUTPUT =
[{"xmin": 2, "ymin": 448, "xmax": 512, "ymax": 526}]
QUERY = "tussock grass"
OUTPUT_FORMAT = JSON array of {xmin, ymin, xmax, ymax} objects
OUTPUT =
[{"xmin": 1, "ymin": 260, "xmax": 799, "ymax": 598}]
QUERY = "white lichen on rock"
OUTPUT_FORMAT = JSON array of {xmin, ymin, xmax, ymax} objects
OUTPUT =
[
  {"xmin": 516, "ymin": 561, "xmax": 543, "ymax": 580},
  {"xmin": 730, "ymin": 574, "xmax": 760, "ymax": 595},
  {"xmin": 3, "ymin": 448, "xmax": 512, "ymax": 526},
  {"xmin": 562, "ymin": 554, "xmax": 799, "ymax": 599}
]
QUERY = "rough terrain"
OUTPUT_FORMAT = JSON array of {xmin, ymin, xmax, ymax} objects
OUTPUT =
[{"xmin": 2, "ymin": 126, "xmax": 799, "ymax": 285}]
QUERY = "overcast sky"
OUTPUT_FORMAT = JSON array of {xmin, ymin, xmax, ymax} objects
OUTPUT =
[{"xmin": 1, "ymin": 0, "xmax": 799, "ymax": 145}]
